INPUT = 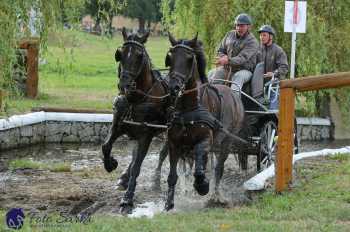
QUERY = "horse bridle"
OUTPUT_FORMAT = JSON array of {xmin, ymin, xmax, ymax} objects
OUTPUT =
[
  {"xmin": 119, "ymin": 40, "xmax": 150, "ymax": 89},
  {"xmin": 168, "ymin": 44, "xmax": 198, "ymax": 98}
]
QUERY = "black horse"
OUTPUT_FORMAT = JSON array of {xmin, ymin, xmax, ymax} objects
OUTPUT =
[
  {"xmin": 102, "ymin": 28, "xmax": 170, "ymax": 214},
  {"xmin": 164, "ymin": 34, "xmax": 245, "ymax": 211}
]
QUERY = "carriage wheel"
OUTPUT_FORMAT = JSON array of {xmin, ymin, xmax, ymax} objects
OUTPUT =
[{"xmin": 258, "ymin": 121, "xmax": 277, "ymax": 171}]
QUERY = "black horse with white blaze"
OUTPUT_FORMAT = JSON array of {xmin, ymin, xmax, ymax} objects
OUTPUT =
[{"xmin": 102, "ymin": 28, "xmax": 170, "ymax": 214}]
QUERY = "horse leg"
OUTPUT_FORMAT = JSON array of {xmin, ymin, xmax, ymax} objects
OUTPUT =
[
  {"xmin": 119, "ymin": 136, "xmax": 152, "ymax": 215},
  {"xmin": 152, "ymin": 141, "xmax": 168, "ymax": 191},
  {"xmin": 193, "ymin": 139, "xmax": 210, "ymax": 196},
  {"xmin": 102, "ymin": 96, "xmax": 128, "ymax": 172},
  {"xmin": 214, "ymin": 151, "xmax": 229, "ymax": 195},
  {"xmin": 102, "ymin": 111, "xmax": 123, "ymax": 172},
  {"xmin": 164, "ymin": 143, "xmax": 180, "ymax": 211},
  {"xmin": 116, "ymin": 145, "xmax": 138, "ymax": 190}
]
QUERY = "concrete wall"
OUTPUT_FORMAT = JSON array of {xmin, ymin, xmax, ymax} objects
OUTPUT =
[
  {"xmin": 330, "ymin": 97, "xmax": 350, "ymax": 139},
  {"xmin": 0, "ymin": 121, "xmax": 110, "ymax": 150},
  {"xmin": 0, "ymin": 112, "xmax": 112, "ymax": 151},
  {"xmin": 296, "ymin": 117, "xmax": 331, "ymax": 141}
]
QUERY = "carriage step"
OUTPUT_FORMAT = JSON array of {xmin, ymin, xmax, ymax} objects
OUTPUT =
[{"xmin": 249, "ymin": 136, "xmax": 261, "ymax": 143}]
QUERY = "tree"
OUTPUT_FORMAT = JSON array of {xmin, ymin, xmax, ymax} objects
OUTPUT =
[
  {"xmin": 123, "ymin": 0, "xmax": 162, "ymax": 33},
  {"xmin": 0, "ymin": 0, "xmax": 87, "ymax": 107},
  {"xmin": 0, "ymin": 0, "xmax": 62, "ymax": 95},
  {"xmin": 59, "ymin": 0, "xmax": 85, "ymax": 27},
  {"xmin": 84, "ymin": 0, "xmax": 125, "ymax": 36},
  {"xmin": 162, "ymin": 0, "xmax": 350, "ymax": 119}
]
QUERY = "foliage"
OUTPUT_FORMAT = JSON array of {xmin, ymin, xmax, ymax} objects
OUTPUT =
[
  {"xmin": 9, "ymin": 158, "xmax": 71, "ymax": 172},
  {"xmin": 83, "ymin": 0, "xmax": 125, "ymax": 36},
  {"xmin": 0, "ymin": 1, "xmax": 58, "ymax": 93},
  {"xmin": 0, "ymin": 0, "xmax": 85, "ymax": 112},
  {"xmin": 122, "ymin": 0, "xmax": 162, "ymax": 32},
  {"xmin": 59, "ymin": 0, "xmax": 85, "ymax": 26},
  {"xmin": 162, "ymin": 0, "xmax": 350, "ymax": 117}
]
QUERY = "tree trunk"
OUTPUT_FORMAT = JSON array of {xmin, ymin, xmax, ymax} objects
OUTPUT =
[
  {"xmin": 138, "ymin": 18, "xmax": 145, "ymax": 33},
  {"xmin": 147, "ymin": 20, "xmax": 151, "ymax": 31},
  {"xmin": 315, "ymin": 91, "xmax": 331, "ymax": 118},
  {"xmin": 107, "ymin": 13, "xmax": 114, "ymax": 37},
  {"xmin": 93, "ymin": 17, "xmax": 102, "ymax": 35}
]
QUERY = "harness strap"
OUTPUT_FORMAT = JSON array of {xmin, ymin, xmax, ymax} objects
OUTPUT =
[{"xmin": 182, "ymin": 83, "xmax": 209, "ymax": 95}]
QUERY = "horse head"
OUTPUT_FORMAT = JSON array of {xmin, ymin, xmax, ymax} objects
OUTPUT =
[
  {"xmin": 166, "ymin": 33, "xmax": 204, "ymax": 101},
  {"xmin": 115, "ymin": 27, "xmax": 150, "ymax": 94}
]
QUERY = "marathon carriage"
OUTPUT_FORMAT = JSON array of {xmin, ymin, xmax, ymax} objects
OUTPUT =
[{"xmin": 211, "ymin": 73, "xmax": 299, "ymax": 172}]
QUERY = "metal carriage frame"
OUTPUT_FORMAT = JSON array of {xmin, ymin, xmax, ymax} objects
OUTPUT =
[{"xmin": 210, "ymin": 76, "xmax": 299, "ymax": 172}]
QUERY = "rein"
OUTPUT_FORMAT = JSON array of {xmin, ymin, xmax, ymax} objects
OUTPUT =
[
  {"xmin": 134, "ymin": 84, "xmax": 170, "ymax": 99},
  {"xmin": 182, "ymin": 82, "xmax": 209, "ymax": 95}
]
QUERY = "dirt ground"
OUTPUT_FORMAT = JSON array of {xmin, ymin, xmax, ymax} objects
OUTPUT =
[
  {"xmin": 0, "ymin": 139, "xmax": 348, "ymax": 217},
  {"xmin": 0, "ymin": 138, "xmax": 260, "ymax": 217}
]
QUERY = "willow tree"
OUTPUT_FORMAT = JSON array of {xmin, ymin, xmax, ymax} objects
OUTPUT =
[
  {"xmin": 0, "ymin": 1, "xmax": 87, "ymax": 95},
  {"xmin": 162, "ymin": 0, "xmax": 350, "ymax": 117}
]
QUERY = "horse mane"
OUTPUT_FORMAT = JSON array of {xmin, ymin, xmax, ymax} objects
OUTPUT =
[{"xmin": 178, "ymin": 39, "xmax": 207, "ymax": 82}]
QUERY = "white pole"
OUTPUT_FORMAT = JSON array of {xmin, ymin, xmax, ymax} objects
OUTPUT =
[
  {"xmin": 290, "ymin": 25, "xmax": 297, "ymax": 79},
  {"xmin": 290, "ymin": 0, "xmax": 298, "ymax": 79}
]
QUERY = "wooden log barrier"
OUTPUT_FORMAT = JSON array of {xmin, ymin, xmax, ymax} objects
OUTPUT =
[{"xmin": 276, "ymin": 71, "xmax": 350, "ymax": 193}]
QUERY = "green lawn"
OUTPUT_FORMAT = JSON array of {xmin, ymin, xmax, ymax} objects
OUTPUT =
[
  {"xmin": 1, "ymin": 30, "xmax": 170, "ymax": 117},
  {"xmin": 1, "ymin": 155, "xmax": 349, "ymax": 231}
]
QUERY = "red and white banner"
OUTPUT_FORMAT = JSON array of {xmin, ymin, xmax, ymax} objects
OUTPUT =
[{"xmin": 284, "ymin": 1, "xmax": 307, "ymax": 33}]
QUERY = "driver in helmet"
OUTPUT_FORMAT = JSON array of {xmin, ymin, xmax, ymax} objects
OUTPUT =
[
  {"xmin": 208, "ymin": 13, "xmax": 259, "ymax": 93},
  {"xmin": 251, "ymin": 25, "xmax": 289, "ymax": 104}
]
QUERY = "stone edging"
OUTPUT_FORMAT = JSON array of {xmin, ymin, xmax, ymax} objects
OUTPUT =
[
  {"xmin": 0, "ymin": 112, "xmax": 113, "ymax": 151},
  {"xmin": 0, "ymin": 112, "xmax": 112, "ymax": 130}
]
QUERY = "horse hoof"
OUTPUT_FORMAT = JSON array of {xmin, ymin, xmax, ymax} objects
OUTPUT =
[
  {"xmin": 115, "ymin": 179, "xmax": 128, "ymax": 191},
  {"xmin": 193, "ymin": 177, "xmax": 209, "ymax": 196},
  {"xmin": 103, "ymin": 157, "xmax": 118, "ymax": 173},
  {"xmin": 120, "ymin": 206, "xmax": 132, "ymax": 215},
  {"xmin": 164, "ymin": 202, "xmax": 174, "ymax": 211},
  {"xmin": 119, "ymin": 205, "xmax": 133, "ymax": 215}
]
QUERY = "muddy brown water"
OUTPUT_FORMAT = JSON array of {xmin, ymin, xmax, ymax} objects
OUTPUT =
[{"xmin": 1, "ymin": 138, "xmax": 349, "ymax": 217}]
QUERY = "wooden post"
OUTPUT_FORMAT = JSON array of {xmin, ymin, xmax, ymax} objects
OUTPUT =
[
  {"xmin": 19, "ymin": 38, "xmax": 39, "ymax": 98},
  {"xmin": 26, "ymin": 42, "xmax": 39, "ymax": 98},
  {"xmin": 276, "ymin": 87, "xmax": 295, "ymax": 192}
]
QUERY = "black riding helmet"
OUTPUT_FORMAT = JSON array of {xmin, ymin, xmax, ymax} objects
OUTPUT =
[
  {"xmin": 234, "ymin": 13, "xmax": 252, "ymax": 25},
  {"xmin": 258, "ymin": 25, "xmax": 276, "ymax": 36}
]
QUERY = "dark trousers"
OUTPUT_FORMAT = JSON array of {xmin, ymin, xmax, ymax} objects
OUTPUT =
[{"xmin": 251, "ymin": 62, "xmax": 264, "ymax": 98}]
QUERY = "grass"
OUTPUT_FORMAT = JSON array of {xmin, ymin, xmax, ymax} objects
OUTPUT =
[
  {"xmin": 1, "ymin": 154, "xmax": 350, "ymax": 231},
  {"xmin": 1, "ymin": 29, "xmax": 170, "ymax": 118},
  {"xmin": 8, "ymin": 158, "xmax": 71, "ymax": 172}
]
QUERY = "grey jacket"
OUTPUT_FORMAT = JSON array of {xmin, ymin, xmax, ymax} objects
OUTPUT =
[
  {"xmin": 258, "ymin": 43, "xmax": 289, "ymax": 79},
  {"xmin": 217, "ymin": 30, "xmax": 259, "ymax": 73}
]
